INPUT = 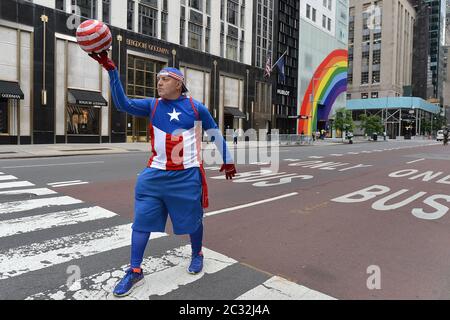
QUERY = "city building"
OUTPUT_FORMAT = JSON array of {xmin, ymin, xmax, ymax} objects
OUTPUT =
[
  {"xmin": 347, "ymin": 0, "xmax": 416, "ymax": 100},
  {"xmin": 347, "ymin": 97, "xmax": 441, "ymax": 138},
  {"xmin": 410, "ymin": 0, "xmax": 447, "ymax": 104},
  {"xmin": 297, "ymin": 0, "xmax": 349, "ymax": 136},
  {"xmin": 272, "ymin": 0, "xmax": 300, "ymax": 134},
  {"xmin": 0, "ymin": 0, "xmax": 268, "ymax": 145}
]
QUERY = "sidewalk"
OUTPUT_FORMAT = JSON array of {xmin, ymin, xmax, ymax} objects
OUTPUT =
[{"xmin": 0, "ymin": 138, "xmax": 367, "ymax": 160}]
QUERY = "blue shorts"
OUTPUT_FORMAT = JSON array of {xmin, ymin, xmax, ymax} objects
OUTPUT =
[{"xmin": 133, "ymin": 167, "xmax": 204, "ymax": 235}]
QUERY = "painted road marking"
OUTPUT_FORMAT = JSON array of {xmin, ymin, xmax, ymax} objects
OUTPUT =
[
  {"xmin": 236, "ymin": 276, "xmax": 336, "ymax": 300},
  {"xmin": 0, "ymin": 224, "xmax": 167, "ymax": 280},
  {"xmin": 27, "ymin": 245, "xmax": 237, "ymax": 300},
  {"xmin": 0, "ymin": 175, "xmax": 18, "ymax": 181},
  {"xmin": 0, "ymin": 181, "xmax": 35, "ymax": 190},
  {"xmin": 48, "ymin": 181, "xmax": 82, "ymax": 185},
  {"xmin": 205, "ymin": 193, "xmax": 299, "ymax": 217},
  {"xmin": 49, "ymin": 182, "xmax": 90, "ymax": 188},
  {"xmin": 407, "ymin": 158, "xmax": 425, "ymax": 164},
  {"xmin": 0, "ymin": 207, "xmax": 118, "ymax": 238},
  {"xmin": 0, "ymin": 188, "xmax": 57, "ymax": 196},
  {"xmin": 2, "ymin": 161, "xmax": 105, "ymax": 169},
  {"xmin": 0, "ymin": 196, "xmax": 83, "ymax": 215}
]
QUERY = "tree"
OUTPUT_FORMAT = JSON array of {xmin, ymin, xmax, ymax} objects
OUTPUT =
[
  {"xmin": 359, "ymin": 114, "xmax": 384, "ymax": 138},
  {"xmin": 333, "ymin": 107, "xmax": 355, "ymax": 139}
]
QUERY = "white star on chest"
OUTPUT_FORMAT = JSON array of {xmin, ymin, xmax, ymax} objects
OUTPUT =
[{"xmin": 168, "ymin": 108, "xmax": 182, "ymax": 122}]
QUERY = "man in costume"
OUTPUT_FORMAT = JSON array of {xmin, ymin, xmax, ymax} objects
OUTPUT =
[{"xmin": 89, "ymin": 52, "xmax": 237, "ymax": 297}]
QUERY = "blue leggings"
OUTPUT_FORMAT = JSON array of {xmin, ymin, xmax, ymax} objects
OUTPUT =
[{"xmin": 131, "ymin": 222, "xmax": 204, "ymax": 269}]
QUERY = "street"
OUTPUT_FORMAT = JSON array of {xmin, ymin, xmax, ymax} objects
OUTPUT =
[{"xmin": 0, "ymin": 140, "xmax": 449, "ymax": 300}]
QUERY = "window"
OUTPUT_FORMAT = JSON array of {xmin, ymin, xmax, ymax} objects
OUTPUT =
[
  {"xmin": 327, "ymin": 18, "xmax": 331, "ymax": 31},
  {"xmin": 127, "ymin": 0, "xmax": 135, "ymax": 30},
  {"xmin": 56, "ymin": 0, "xmax": 65, "ymax": 10},
  {"xmin": 139, "ymin": 3, "xmax": 158, "ymax": 37},
  {"xmin": 127, "ymin": 55, "xmax": 163, "ymax": 99},
  {"xmin": 372, "ymin": 50, "xmax": 381, "ymax": 65},
  {"xmin": 328, "ymin": 0, "xmax": 332, "ymax": 10},
  {"xmin": 361, "ymin": 93, "xmax": 369, "ymax": 99},
  {"xmin": 206, "ymin": 28, "xmax": 211, "ymax": 53},
  {"xmin": 361, "ymin": 72, "xmax": 369, "ymax": 84},
  {"xmin": 227, "ymin": 0, "xmax": 239, "ymax": 26},
  {"xmin": 372, "ymin": 71, "xmax": 380, "ymax": 83},
  {"xmin": 312, "ymin": 8, "xmax": 316, "ymax": 22},
  {"xmin": 0, "ymin": 99, "xmax": 7, "ymax": 134},
  {"xmin": 226, "ymin": 36, "xmax": 238, "ymax": 60},
  {"xmin": 189, "ymin": 0, "xmax": 202, "ymax": 11},
  {"xmin": 322, "ymin": 15, "xmax": 327, "ymax": 28},
  {"xmin": 67, "ymin": 105, "xmax": 100, "ymax": 135},
  {"xmin": 306, "ymin": 4, "xmax": 311, "ymax": 18},
  {"xmin": 371, "ymin": 92, "xmax": 379, "ymax": 98},
  {"xmin": 102, "ymin": 0, "xmax": 110, "ymax": 24},
  {"xmin": 71, "ymin": 0, "xmax": 98, "ymax": 19},
  {"xmin": 188, "ymin": 22, "xmax": 203, "ymax": 51},
  {"xmin": 161, "ymin": 12, "xmax": 168, "ymax": 40}
]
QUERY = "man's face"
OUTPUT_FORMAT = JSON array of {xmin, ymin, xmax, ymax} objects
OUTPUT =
[{"xmin": 157, "ymin": 75, "xmax": 182, "ymax": 99}]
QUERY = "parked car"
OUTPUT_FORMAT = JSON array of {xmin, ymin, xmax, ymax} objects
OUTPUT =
[{"xmin": 436, "ymin": 130, "xmax": 444, "ymax": 141}]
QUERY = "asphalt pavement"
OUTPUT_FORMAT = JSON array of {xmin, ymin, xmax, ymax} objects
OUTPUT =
[{"xmin": 0, "ymin": 138, "xmax": 447, "ymax": 300}]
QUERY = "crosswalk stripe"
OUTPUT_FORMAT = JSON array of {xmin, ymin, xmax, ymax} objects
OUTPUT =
[
  {"xmin": 0, "ymin": 175, "xmax": 18, "ymax": 181},
  {"xmin": 27, "ymin": 245, "xmax": 237, "ymax": 300},
  {"xmin": 0, "ymin": 224, "xmax": 167, "ymax": 280},
  {"xmin": 0, "ymin": 196, "xmax": 83, "ymax": 215},
  {"xmin": 48, "ymin": 181, "xmax": 82, "ymax": 185},
  {"xmin": 0, "ymin": 188, "xmax": 57, "ymax": 196},
  {"xmin": 50, "ymin": 182, "xmax": 89, "ymax": 188},
  {"xmin": 0, "ymin": 206, "xmax": 118, "ymax": 238},
  {"xmin": 235, "ymin": 276, "xmax": 336, "ymax": 300},
  {"xmin": 0, "ymin": 181, "xmax": 35, "ymax": 190}
]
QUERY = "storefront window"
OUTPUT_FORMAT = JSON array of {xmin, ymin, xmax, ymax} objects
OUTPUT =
[
  {"xmin": 0, "ymin": 99, "xmax": 7, "ymax": 134},
  {"xmin": 67, "ymin": 105, "xmax": 100, "ymax": 135},
  {"xmin": 126, "ymin": 55, "xmax": 165, "ymax": 141}
]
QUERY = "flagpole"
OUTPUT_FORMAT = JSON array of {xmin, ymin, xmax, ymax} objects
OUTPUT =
[{"xmin": 271, "ymin": 49, "xmax": 288, "ymax": 69}]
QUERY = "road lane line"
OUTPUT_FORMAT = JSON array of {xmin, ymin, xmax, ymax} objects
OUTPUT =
[
  {"xmin": 0, "ymin": 196, "xmax": 83, "ymax": 215},
  {"xmin": 27, "ymin": 245, "xmax": 237, "ymax": 300},
  {"xmin": 2, "ymin": 161, "xmax": 105, "ymax": 169},
  {"xmin": 0, "ymin": 181, "xmax": 35, "ymax": 190},
  {"xmin": 0, "ymin": 224, "xmax": 167, "ymax": 280},
  {"xmin": 0, "ymin": 188, "xmax": 57, "ymax": 196},
  {"xmin": 236, "ymin": 276, "xmax": 336, "ymax": 300},
  {"xmin": 0, "ymin": 206, "xmax": 118, "ymax": 238},
  {"xmin": 205, "ymin": 193, "xmax": 299, "ymax": 217},
  {"xmin": 407, "ymin": 158, "xmax": 425, "ymax": 164}
]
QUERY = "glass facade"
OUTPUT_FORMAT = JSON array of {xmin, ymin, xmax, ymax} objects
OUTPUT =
[
  {"xmin": 0, "ymin": 99, "xmax": 7, "ymax": 134},
  {"xmin": 255, "ymin": 0, "xmax": 273, "ymax": 68},
  {"xmin": 126, "ymin": 55, "xmax": 164, "ymax": 142},
  {"xmin": 67, "ymin": 105, "xmax": 100, "ymax": 135},
  {"xmin": 71, "ymin": 0, "xmax": 98, "ymax": 19}
]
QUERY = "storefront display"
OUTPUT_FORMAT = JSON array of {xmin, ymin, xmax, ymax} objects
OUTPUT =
[{"xmin": 67, "ymin": 105, "xmax": 100, "ymax": 135}]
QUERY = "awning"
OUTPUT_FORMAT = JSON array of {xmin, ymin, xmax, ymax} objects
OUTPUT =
[
  {"xmin": 224, "ymin": 106, "xmax": 246, "ymax": 119},
  {"xmin": 0, "ymin": 81, "xmax": 24, "ymax": 100},
  {"xmin": 68, "ymin": 89, "xmax": 108, "ymax": 107}
]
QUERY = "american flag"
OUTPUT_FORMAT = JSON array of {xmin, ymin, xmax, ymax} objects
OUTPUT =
[{"xmin": 264, "ymin": 53, "xmax": 272, "ymax": 78}]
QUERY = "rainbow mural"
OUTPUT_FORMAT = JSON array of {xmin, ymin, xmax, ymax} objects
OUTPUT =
[{"xmin": 298, "ymin": 49, "xmax": 348, "ymax": 135}]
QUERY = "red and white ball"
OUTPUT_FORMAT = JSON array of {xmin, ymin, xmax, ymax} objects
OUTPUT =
[{"xmin": 76, "ymin": 20, "xmax": 112, "ymax": 54}]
